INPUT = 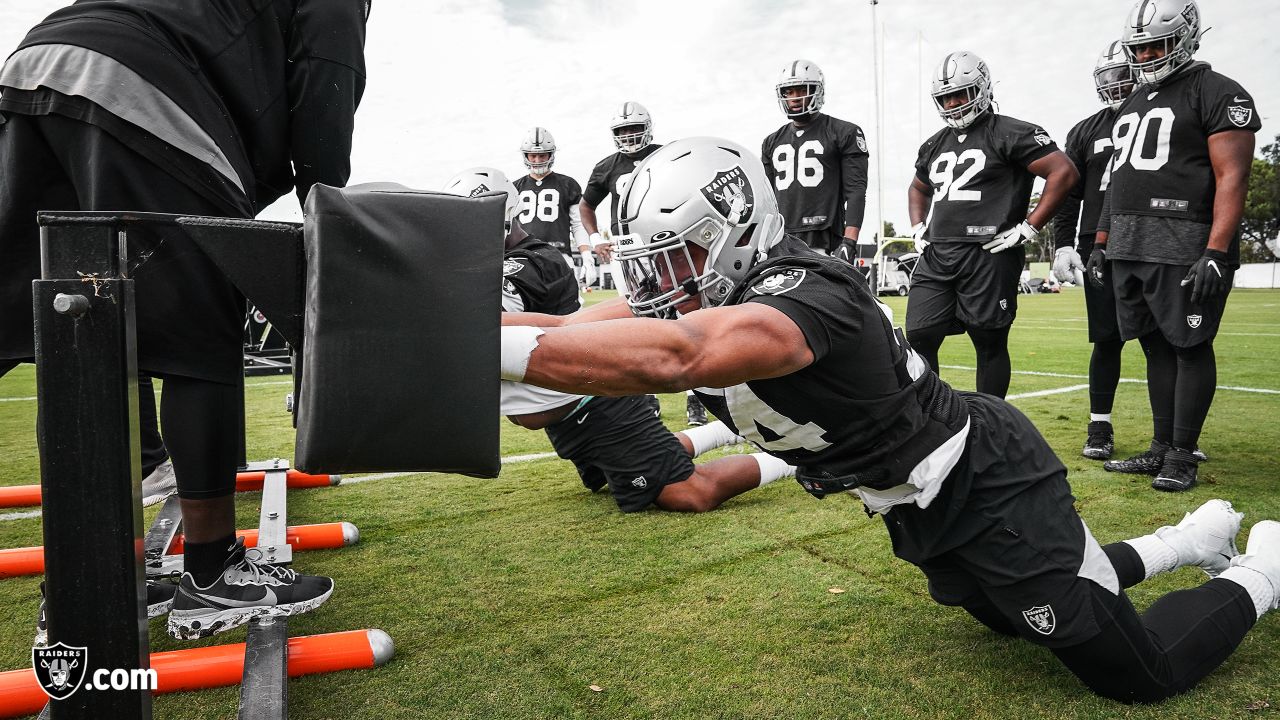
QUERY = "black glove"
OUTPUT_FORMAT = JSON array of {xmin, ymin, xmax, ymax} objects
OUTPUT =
[
  {"xmin": 1181, "ymin": 249, "xmax": 1230, "ymax": 304},
  {"xmin": 834, "ymin": 239, "xmax": 857, "ymax": 263},
  {"xmin": 1086, "ymin": 247, "xmax": 1107, "ymax": 289}
]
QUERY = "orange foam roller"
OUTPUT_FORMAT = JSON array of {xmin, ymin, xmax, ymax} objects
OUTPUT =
[
  {"xmin": 235, "ymin": 469, "xmax": 340, "ymax": 492},
  {"xmin": 0, "ymin": 628, "xmax": 394, "ymax": 718},
  {"xmin": 0, "ymin": 484, "xmax": 41, "ymax": 509},
  {"xmin": 168, "ymin": 522, "xmax": 358, "ymax": 555},
  {"xmin": 0, "ymin": 523, "xmax": 358, "ymax": 579}
]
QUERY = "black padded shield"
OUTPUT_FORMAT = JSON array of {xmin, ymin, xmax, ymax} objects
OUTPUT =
[{"xmin": 294, "ymin": 183, "xmax": 502, "ymax": 476}]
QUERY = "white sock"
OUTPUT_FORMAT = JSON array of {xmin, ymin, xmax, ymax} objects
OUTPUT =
[
  {"xmin": 680, "ymin": 421, "xmax": 743, "ymax": 458},
  {"xmin": 1124, "ymin": 534, "xmax": 1180, "ymax": 580},
  {"xmin": 1090, "ymin": 413, "xmax": 1111, "ymax": 423},
  {"xmin": 751, "ymin": 453, "xmax": 795, "ymax": 487},
  {"xmin": 1219, "ymin": 565, "xmax": 1276, "ymax": 621},
  {"xmin": 686, "ymin": 389, "xmax": 696, "ymax": 397}
]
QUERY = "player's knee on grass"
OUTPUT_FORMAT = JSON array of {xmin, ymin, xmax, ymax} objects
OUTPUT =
[{"xmin": 654, "ymin": 469, "xmax": 720, "ymax": 513}]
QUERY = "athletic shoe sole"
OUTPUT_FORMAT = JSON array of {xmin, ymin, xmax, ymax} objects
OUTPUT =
[{"xmin": 167, "ymin": 585, "xmax": 334, "ymax": 640}]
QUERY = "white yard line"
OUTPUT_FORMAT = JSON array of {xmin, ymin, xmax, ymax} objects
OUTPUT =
[
  {"xmin": 1006, "ymin": 384, "xmax": 1091, "ymax": 400},
  {"xmin": 0, "ymin": 509, "xmax": 40, "ymax": 522},
  {"xmin": 941, "ymin": 365, "xmax": 1280, "ymax": 395}
]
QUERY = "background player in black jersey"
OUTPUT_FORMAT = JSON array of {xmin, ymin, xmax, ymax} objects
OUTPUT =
[
  {"xmin": 444, "ymin": 167, "xmax": 793, "ymax": 512},
  {"xmin": 761, "ymin": 59, "xmax": 869, "ymax": 265},
  {"xmin": 500, "ymin": 136, "xmax": 1280, "ymax": 703},
  {"xmin": 1089, "ymin": 0, "xmax": 1260, "ymax": 492},
  {"xmin": 905, "ymin": 51, "xmax": 1078, "ymax": 399},
  {"xmin": 1051, "ymin": 42, "xmax": 1138, "ymax": 461},
  {"xmin": 513, "ymin": 127, "xmax": 598, "ymax": 290},
  {"xmin": 578, "ymin": 101, "xmax": 709, "ymax": 427}
]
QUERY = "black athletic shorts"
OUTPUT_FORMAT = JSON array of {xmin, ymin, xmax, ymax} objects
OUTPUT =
[
  {"xmin": 1111, "ymin": 259, "xmax": 1232, "ymax": 347},
  {"xmin": 906, "ymin": 242, "xmax": 1022, "ymax": 333},
  {"xmin": 1077, "ymin": 234, "xmax": 1121, "ymax": 344},
  {"xmin": 887, "ymin": 393, "xmax": 1118, "ymax": 648},
  {"xmin": 543, "ymin": 395, "xmax": 694, "ymax": 513}
]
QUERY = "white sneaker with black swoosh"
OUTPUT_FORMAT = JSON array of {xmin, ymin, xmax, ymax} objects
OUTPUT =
[{"xmin": 167, "ymin": 538, "xmax": 334, "ymax": 640}]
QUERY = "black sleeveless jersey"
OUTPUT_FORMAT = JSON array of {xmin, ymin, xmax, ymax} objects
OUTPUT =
[
  {"xmin": 513, "ymin": 172, "xmax": 582, "ymax": 255},
  {"xmin": 1053, "ymin": 106, "xmax": 1119, "ymax": 243},
  {"xmin": 1106, "ymin": 62, "xmax": 1260, "ymax": 225},
  {"xmin": 502, "ymin": 237, "xmax": 579, "ymax": 316},
  {"xmin": 761, "ymin": 113, "xmax": 869, "ymax": 235},
  {"xmin": 693, "ymin": 237, "xmax": 969, "ymax": 491},
  {"xmin": 582, "ymin": 144, "xmax": 662, "ymax": 236},
  {"xmin": 914, "ymin": 113, "xmax": 1058, "ymax": 243}
]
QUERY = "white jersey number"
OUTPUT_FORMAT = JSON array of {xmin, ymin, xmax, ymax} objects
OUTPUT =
[
  {"xmin": 517, "ymin": 189, "xmax": 560, "ymax": 224},
  {"xmin": 724, "ymin": 384, "xmax": 831, "ymax": 453},
  {"xmin": 771, "ymin": 140, "xmax": 826, "ymax": 191},
  {"xmin": 1093, "ymin": 136, "xmax": 1116, "ymax": 191},
  {"xmin": 1110, "ymin": 107, "xmax": 1173, "ymax": 174},
  {"xmin": 928, "ymin": 149, "xmax": 986, "ymax": 202}
]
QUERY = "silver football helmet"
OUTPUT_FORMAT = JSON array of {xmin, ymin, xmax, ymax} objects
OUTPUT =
[
  {"xmin": 612, "ymin": 137, "xmax": 785, "ymax": 318},
  {"xmin": 610, "ymin": 101, "xmax": 654, "ymax": 155},
  {"xmin": 930, "ymin": 51, "xmax": 992, "ymax": 130},
  {"xmin": 1121, "ymin": 0, "xmax": 1201, "ymax": 84},
  {"xmin": 520, "ymin": 127, "xmax": 556, "ymax": 175},
  {"xmin": 441, "ymin": 167, "xmax": 519, "ymax": 231},
  {"xmin": 776, "ymin": 59, "xmax": 825, "ymax": 119},
  {"xmin": 1094, "ymin": 40, "xmax": 1136, "ymax": 109}
]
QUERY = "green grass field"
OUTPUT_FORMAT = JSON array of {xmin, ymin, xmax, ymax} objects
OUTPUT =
[{"xmin": 1, "ymin": 288, "xmax": 1278, "ymax": 719}]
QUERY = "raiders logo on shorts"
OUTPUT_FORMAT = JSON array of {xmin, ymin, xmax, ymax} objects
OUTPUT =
[
  {"xmin": 502, "ymin": 259, "xmax": 525, "ymax": 277},
  {"xmin": 751, "ymin": 268, "xmax": 806, "ymax": 296}
]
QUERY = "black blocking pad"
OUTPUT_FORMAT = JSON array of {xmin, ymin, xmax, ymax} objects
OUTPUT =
[{"xmin": 294, "ymin": 183, "xmax": 502, "ymax": 476}]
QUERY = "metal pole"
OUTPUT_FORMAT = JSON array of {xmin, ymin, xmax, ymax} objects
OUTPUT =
[{"xmin": 870, "ymin": 0, "xmax": 885, "ymax": 253}]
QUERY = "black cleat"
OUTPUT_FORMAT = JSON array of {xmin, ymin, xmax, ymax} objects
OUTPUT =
[
  {"xmin": 168, "ymin": 538, "xmax": 333, "ymax": 640},
  {"xmin": 1103, "ymin": 439, "xmax": 1169, "ymax": 475},
  {"xmin": 686, "ymin": 395, "xmax": 708, "ymax": 427},
  {"xmin": 1082, "ymin": 421, "xmax": 1115, "ymax": 460},
  {"xmin": 1152, "ymin": 448, "xmax": 1200, "ymax": 492},
  {"xmin": 1192, "ymin": 447, "xmax": 1209, "ymax": 462}
]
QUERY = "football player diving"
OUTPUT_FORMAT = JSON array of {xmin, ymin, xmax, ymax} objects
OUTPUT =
[
  {"xmin": 1089, "ymin": 0, "xmax": 1260, "ymax": 492},
  {"xmin": 443, "ymin": 167, "xmax": 794, "ymax": 513},
  {"xmin": 905, "ymin": 51, "xmax": 1079, "ymax": 399},
  {"xmin": 499, "ymin": 136, "xmax": 1279, "ymax": 702}
]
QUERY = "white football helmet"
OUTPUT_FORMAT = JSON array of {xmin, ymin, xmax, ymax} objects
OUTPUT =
[
  {"xmin": 520, "ymin": 127, "xmax": 556, "ymax": 174},
  {"xmin": 612, "ymin": 137, "xmax": 785, "ymax": 318},
  {"xmin": 776, "ymin": 59, "xmax": 825, "ymax": 119},
  {"xmin": 610, "ymin": 101, "xmax": 654, "ymax": 155},
  {"xmin": 930, "ymin": 51, "xmax": 992, "ymax": 130},
  {"xmin": 1094, "ymin": 40, "xmax": 1136, "ymax": 109},
  {"xmin": 1121, "ymin": 0, "xmax": 1201, "ymax": 84},
  {"xmin": 441, "ymin": 167, "xmax": 519, "ymax": 231}
]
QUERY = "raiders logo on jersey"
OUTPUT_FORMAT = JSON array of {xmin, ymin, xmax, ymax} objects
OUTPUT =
[
  {"xmin": 502, "ymin": 259, "xmax": 525, "ymax": 276},
  {"xmin": 751, "ymin": 268, "xmax": 806, "ymax": 296}
]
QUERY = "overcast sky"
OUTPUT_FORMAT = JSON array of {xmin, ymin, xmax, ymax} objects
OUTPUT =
[{"xmin": 2, "ymin": 0, "xmax": 1278, "ymax": 236}]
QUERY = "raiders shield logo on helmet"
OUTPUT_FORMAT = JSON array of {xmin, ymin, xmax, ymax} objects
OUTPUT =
[
  {"xmin": 33, "ymin": 643, "xmax": 88, "ymax": 700},
  {"xmin": 751, "ymin": 268, "xmax": 806, "ymax": 297},
  {"xmin": 701, "ymin": 167, "xmax": 755, "ymax": 223},
  {"xmin": 502, "ymin": 259, "xmax": 525, "ymax": 277},
  {"xmin": 1021, "ymin": 605, "xmax": 1056, "ymax": 635},
  {"xmin": 1228, "ymin": 105, "xmax": 1253, "ymax": 127},
  {"xmin": 1187, "ymin": 314, "xmax": 1203, "ymax": 328}
]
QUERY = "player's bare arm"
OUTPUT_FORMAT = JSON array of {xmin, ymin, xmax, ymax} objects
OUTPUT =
[
  {"xmin": 1206, "ymin": 129, "xmax": 1255, "ymax": 254},
  {"xmin": 1025, "ymin": 151, "xmax": 1080, "ymax": 230},
  {"xmin": 503, "ymin": 296, "xmax": 633, "ymax": 328},
  {"xmin": 507, "ymin": 302, "xmax": 814, "ymax": 396},
  {"xmin": 907, "ymin": 176, "xmax": 934, "ymax": 226}
]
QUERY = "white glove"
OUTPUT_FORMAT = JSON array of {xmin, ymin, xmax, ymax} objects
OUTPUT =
[
  {"xmin": 1052, "ymin": 246, "xmax": 1084, "ymax": 284},
  {"xmin": 911, "ymin": 222, "xmax": 929, "ymax": 253},
  {"xmin": 983, "ymin": 220, "xmax": 1037, "ymax": 254},
  {"xmin": 580, "ymin": 249, "xmax": 597, "ymax": 287}
]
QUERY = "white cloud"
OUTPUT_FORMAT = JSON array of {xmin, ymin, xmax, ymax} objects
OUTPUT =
[{"xmin": 3, "ymin": 0, "xmax": 1277, "ymax": 236}]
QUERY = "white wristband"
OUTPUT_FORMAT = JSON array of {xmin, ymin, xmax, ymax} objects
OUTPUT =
[
  {"xmin": 500, "ymin": 326, "xmax": 546, "ymax": 382},
  {"xmin": 589, "ymin": 232, "xmax": 607, "ymax": 248}
]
